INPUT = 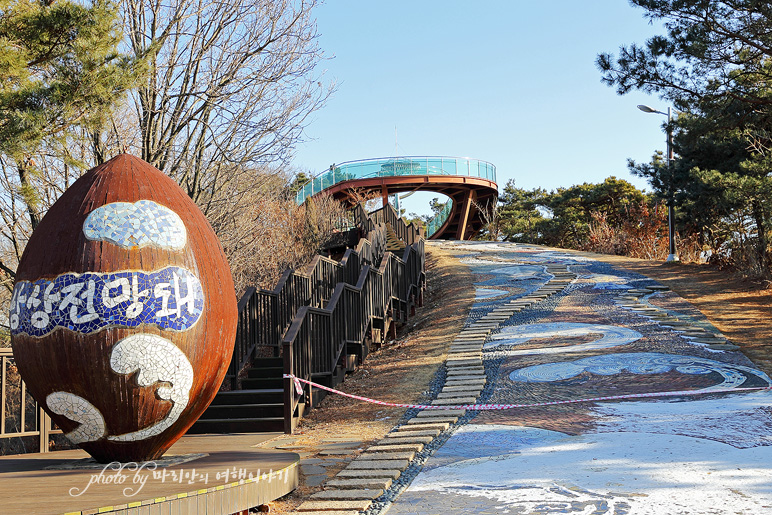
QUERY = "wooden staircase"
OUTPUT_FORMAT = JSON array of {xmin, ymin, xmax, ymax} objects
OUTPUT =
[
  {"xmin": 190, "ymin": 357, "xmax": 290, "ymax": 434},
  {"xmin": 189, "ymin": 205, "xmax": 423, "ymax": 436},
  {"xmin": 385, "ymin": 224, "xmax": 406, "ymax": 254}
]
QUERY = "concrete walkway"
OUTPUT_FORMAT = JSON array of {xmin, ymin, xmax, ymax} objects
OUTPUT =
[{"xmin": 381, "ymin": 242, "xmax": 772, "ymax": 514}]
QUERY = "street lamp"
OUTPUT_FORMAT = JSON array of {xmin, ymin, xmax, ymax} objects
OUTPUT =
[{"xmin": 637, "ymin": 104, "xmax": 679, "ymax": 262}]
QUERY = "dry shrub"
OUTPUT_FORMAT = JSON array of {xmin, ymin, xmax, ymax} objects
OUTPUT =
[
  {"xmin": 204, "ymin": 171, "xmax": 346, "ymax": 295},
  {"xmin": 585, "ymin": 202, "xmax": 669, "ymax": 260}
]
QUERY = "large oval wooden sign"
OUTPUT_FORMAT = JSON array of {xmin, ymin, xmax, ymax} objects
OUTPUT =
[{"xmin": 10, "ymin": 154, "xmax": 237, "ymax": 463}]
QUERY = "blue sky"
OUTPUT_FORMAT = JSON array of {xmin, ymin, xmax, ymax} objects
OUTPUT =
[{"xmin": 292, "ymin": 1, "xmax": 670, "ymax": 215}]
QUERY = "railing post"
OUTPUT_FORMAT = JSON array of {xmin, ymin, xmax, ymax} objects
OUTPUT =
[
  {"xmin": 283, "ymin": 341, "xmax": 293, "ymax": 434},
  {"xmin": 39, "ymin": 407, "xmax": 50, "ymax": 452}
]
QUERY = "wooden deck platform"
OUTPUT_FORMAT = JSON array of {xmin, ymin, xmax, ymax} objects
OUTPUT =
[{"xmin": 0, "ymin": 433, "xmax": 298, "ymax": 515}]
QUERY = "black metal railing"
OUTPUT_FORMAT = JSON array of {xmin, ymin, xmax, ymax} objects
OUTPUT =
[
  {"xmin": 226, "ymin": 203, "xmax": 391, "ymax": 388},
  {"xmin": 281, "ymin": 207, "xmax": 424, "ymax": 432}
]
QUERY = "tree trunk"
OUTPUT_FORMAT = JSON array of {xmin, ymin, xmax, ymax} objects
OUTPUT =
[{"xmin": 752, "ymin": 199, "xmax": 770, "ymax": 278}]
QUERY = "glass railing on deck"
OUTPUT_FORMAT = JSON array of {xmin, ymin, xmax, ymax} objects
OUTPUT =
[
  {"xmin": 425, "ymin": 200, "xmax": 454, "ymax": 238},
  {"xmin": 295, "ymin": 156, "xmax": 497, "ymax": 205}
]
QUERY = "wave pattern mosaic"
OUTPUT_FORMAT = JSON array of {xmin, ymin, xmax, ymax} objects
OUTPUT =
[
  {"xmin": 108, "ymin": 334, "xmax": 194, "ymax": 442},
  {"xmin": 10, "ymin": 266, "xmax": 204, "ymax": 337},
  {"xmin": 385, "ymin": 241, "xmax": 772, "ymax": 514},
  {"xmin": 509, "ymin": 352, "xmax": 772, "ymax": 390},
  {"xmin": 83, "ymin": 200, "xmax": 187, "ymax": 250}
]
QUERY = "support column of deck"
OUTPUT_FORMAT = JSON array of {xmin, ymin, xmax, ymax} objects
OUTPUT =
[
  {"xmin": 381, "ymin": 185, "xmax": 389, "ymax": 209},
  {"xmin": 456, "ymin": 189, "xmax": 477, "ymax": 240}
]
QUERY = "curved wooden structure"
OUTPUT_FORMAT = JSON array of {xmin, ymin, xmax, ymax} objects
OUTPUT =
[
  {"xmin": 323, "ymin": 175, "xmax": 499, "ymax": 240},
  {"xmin": 11, "ymin": 154, "xmax": 238, "ymax": 463}
]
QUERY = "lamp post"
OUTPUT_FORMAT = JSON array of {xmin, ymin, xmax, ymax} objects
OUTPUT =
[{"xmin": 638, "ymin": 104, "xmax": 679, "ymax": 262}]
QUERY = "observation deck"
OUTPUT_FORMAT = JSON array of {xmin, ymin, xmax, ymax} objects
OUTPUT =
[{"xmin": 296, "ymin": 156, "xmax": 499, "ymax": 239}]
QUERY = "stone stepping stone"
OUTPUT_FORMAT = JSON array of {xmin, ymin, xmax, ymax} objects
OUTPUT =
[
  {"xmin": 376, "ymin": 436, "xmax": 434, "ymax": 446},
  {"xmin": 416, "ymin": 409, "xmax": 465, "ymax": 417},
  {"xmin": 359, "ymin": 451, "xmax": 416, "ymax": 460},
  {"xmin": 310, "ymin": 489, "xmax": 384, "ymax": 500},
  {"xmin": 690, "ymin": 336, "xmax": 728, "ymax": 343},
  {"xmin": 336, "ymin": 469, "xmax": 401, "ymax": 479},
  {"xmin": 398, "ymin": 422, "xmax": 450, "ymax": 431},
  {"xmin": 448, "ymin": 350, "xmax": 482, "ymax": 356},
  {"xmin": 437, "ymin": 392, "xmax": 480, "ymax": 400},
  {"xmin": 445, "ymin": 375, "xmax": 485, "ymax": 383},
  {"xmin": 443, "ymin": 383, "xmax": 482, "ymax": 391},
  {"xmin": 304, "ymin": 475, "xmax": 329, "ymax": 487},
  {"xmin": 318, "ymin": 449, "xmax": 358, "ymax": 456},
  {"xmin": 367, "ymin": 444, "xmax": 423, "ymax": 453},
  {"xmin": 626, "ymin": 288, "xmax": 653, "ymax": 294},
  {"xmin": 447, "ymin": 369, "xmax": 484, "ymax": 376},
  {"xmin": 301, "ymin": 464, "xmax": 327, "ymax": 475},
  {"xmin": 446, "ymin": 359, "xmax": 482, "ymax": 365},
  {"xmin": 447, "ymin": 364, "xmax": 484, "ymax": 370},
  {"xmin": 406, "ymin": 419, "xmax": 456, "ymax": 427},
  {"xmin": 387, "ymin": 428, "xmax": 441, "ymax": 438},
  {"xmin": 447, "ymin": 363, "xmax": 484, "ymax": 370},
  {"xmin": 346, "ymin": 459, "xmax": 410, "ymax": 470},
  {"xmin": 708, "ymin": 344, "xmax": 740, "ymax": 350},
  {"xmin": 445, "ymin": 379, "xmax": 486, "ymax": 387},
  {"xmin": 326, "ymin": 478, "xmax": 393, "ymax": 490},
  {"xmin": 432, "ymin": 397, "xmax": 477, "ymax": 405},
  {"xmin": 296, "ymin": 500, "xmax": 372, "ymax": 512}
]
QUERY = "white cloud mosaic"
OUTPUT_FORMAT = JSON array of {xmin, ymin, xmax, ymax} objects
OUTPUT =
[
  {"xmin": 509, "ymin": 352, "xmax": 772, "ymax": 390},
  {"xmin": 108, "ymin": 334, "xmax": 194, "ymax": 442},
  {"xmin": 83, "ymin": 200, "xmax": 186, "ymax": 250},
  {"xmin": 46, "ymin": 391, "xmax": 106, "ymax": 444},
  {"xmin": 484, "ymin": 322, "xmax": 642, "ymax": 356}
]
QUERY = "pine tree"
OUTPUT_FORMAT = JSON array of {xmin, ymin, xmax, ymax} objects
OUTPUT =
[{"xmin": 0, "ymin": 0, "xmax": 139, "ymax": 282}]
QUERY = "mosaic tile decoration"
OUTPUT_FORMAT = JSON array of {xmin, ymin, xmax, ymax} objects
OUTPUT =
[
  {"xmin": 46, "ymin": 391, "xmax": 106, "ymax": 444},
  {"xmin": 509, "ymin": 352, "xmax": 772, "ymax": 390},
  {"xmin": 83, "ymin": 200, "xmax": 187, "ymax": 250},
  {"xmin": 488, "ymin": 264, "xmax": 547, "ymax": 279},
  {"xmin": 484, "ymin": 322, "xmax": 642, "ymax": 355},
  {"xmin": 474, "ymin": 288, "xmax": 510, "ymax": 300},
  {"xmin": 10, "ymin": 266, "xmax": 204, "ymax": 337},
  {"xmin": 108, "ymin": 334, "xmax": 194, "ymax": 442}
]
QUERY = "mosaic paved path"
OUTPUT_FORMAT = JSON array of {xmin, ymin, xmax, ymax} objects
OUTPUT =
[{"xmin": 385, "ymin": 241, "xmax": 772, "ymax": 515}]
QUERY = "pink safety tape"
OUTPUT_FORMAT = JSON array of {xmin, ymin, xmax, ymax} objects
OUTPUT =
[{"xmin": 284, "ymin": 374, "xmax": 772, "ymax": 411}]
